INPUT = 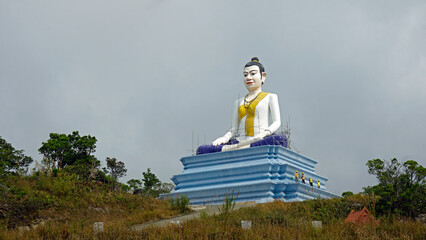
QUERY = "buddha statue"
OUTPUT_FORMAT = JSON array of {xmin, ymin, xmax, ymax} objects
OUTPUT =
[{"xmin": 197, "ymin": 57, "xmax": 287, "ymax": 155}]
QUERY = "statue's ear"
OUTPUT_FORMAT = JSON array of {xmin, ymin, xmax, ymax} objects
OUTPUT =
[{"xmin": 261, "ymin": 72, "xmax": 266, "ymax": 84}]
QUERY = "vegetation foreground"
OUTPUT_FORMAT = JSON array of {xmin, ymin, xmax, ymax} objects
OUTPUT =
[
  {"xmin": 1, "ymin": 133, "xmax": 425, "ymax": 239},
  {"xmin": 0, "ymin": 173, "xmax": 424, "ymax": 239}
]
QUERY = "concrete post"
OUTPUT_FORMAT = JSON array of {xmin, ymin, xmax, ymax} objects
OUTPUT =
[
  {"xmin": 312, "ymin": 221, "xmax": 322, "ymax": 229},
  {"xmin": 93, "ymin": 222, "xmax": 104, "ymax": 233},
  {"xmin": 241, "ymin": 220, "xmax": 252, "ymax": 229}
]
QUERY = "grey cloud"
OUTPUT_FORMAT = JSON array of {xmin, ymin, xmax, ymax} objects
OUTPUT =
[{"xmin": 1, "ymin": 0, "xmax": 425, "ymax": 195}]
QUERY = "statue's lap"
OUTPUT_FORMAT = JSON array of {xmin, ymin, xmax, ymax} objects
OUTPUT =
[{"xmin": 196, "ymin": 134, "xmax": 287, "ymax": 155}]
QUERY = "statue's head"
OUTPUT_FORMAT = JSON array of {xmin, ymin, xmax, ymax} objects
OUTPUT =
[{"xmin": 243, "ymin": 57, "xmax": 266, "ymax": 91}]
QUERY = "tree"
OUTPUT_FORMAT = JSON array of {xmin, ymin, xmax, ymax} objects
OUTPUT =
[
  {"xmin": 39, "ymin": 131, "xmax": 99, "ymax": 180},
  {"xmin": 142, "ymin": 168, "xmax": 160, "ymax": 191},
  {"xmin": 39, "ymin": 131, "xmax": 97, "ymax": 170},
  {"xmin": 364, "ymin": 158, "xmax": 425, "ymax": 218},
  {"xmin": 157, "ymin": 182, "xmax": 174, "ymax": 194},
  {"xmin": 104, "ymin": 157, "xmax": 127, "ymax": 191},
  {"xmin": 66, "ymin": 131, "xmax": 97, "ymax": 167},
  {"xmin": 0, "ymin": 137, "xmax": 33, "ymax": 176},
  {"xmin": 129, "ymin": 169, "xmax": 174, "ymax": 197},
  {"xmin": 342, "ymin": 191, "xmax": 353, "ymax": 197},
  {"xmin": 106, "ymin": 157, "xmax": 127, "ymax": 181},
  {"xmin": 141, "ymin": 168, "xmax": 163, "ymax": 197},
  {"xmin": 127, "ymin": 179, "xmax": 142, "ymax": 191},
  {"xmin": 38, "ymin": 133, "xmax": 70, "ymax": 169}
]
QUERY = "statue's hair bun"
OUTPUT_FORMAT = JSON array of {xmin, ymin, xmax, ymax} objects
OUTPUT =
[{"xmin": 244, "ymin": 57, "xmax": 264, "ymax": 73}]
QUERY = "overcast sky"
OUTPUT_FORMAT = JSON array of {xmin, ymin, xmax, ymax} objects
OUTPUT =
[{"xmin": 1, "ymin": 0, "xmax": 425, "ymax": 195}]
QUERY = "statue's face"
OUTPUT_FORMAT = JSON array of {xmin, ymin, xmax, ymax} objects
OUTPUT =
[{"xmin": 243, "ymin": 65, "xmax": 265, "ymax": 91}]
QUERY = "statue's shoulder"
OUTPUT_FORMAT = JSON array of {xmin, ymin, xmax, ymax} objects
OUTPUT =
[
  {"xmin": 233, "ymin": 93, "xmax": 278, "ymax": 105},
  {"xmin": 265, "ymin": 93, "xmax": 279, "ymax": 106},
  {"xmin": 265, "ymin": 92, "xmax": 278, "ymax": 99},
  {"xmin": 234, "ymin": 97, "xmax": 244, "ymax": 104}
]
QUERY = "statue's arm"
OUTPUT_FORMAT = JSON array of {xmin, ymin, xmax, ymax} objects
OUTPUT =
[
  {"xmin": 212, "ymin": 99, "xmax": 240, "ymax": 146},
  {"xmin": 254, "ymin": 93, "xmax": 281, "ymax": 140},
  {"xmin": 266, "ymin": 93, "xmax": 281, "ymax": 134}
]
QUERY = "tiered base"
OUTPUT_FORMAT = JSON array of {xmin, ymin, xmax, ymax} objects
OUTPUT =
[{"xmin": 160, "ymin": 146, "xmax": 339, "ymax": 205}]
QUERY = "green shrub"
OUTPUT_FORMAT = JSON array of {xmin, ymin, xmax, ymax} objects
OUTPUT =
[
  {"xmin": 342, "ymin": 191, "xmax": 353, "ymax": 197},
  {"xmin": 219, "ymin": 191, "xmax": 237, "ymax": 216},
  {"xmin": 121, "ymin": 183, "xmax": 130, "ymax": 192},
  {"xmin": 52, "ymin": 168, "xmax": 58, "ymax": 177},
  {"xmin": 169, "ymin": 195, "xmax": 190, "ymax": 214}
]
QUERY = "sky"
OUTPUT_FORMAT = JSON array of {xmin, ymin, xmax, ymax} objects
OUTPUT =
[{"xmin": 1, "ymin": 0, "xmax": 425, "ymax": 195}]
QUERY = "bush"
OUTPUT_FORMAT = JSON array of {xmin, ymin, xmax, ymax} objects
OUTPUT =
[
  {"xmin": 342, "ymin": 191, "xmax": 353, "ymax": 197},
  {"xmin": 364, "ymin": 158, "xmax": 425, "ymax": 218},
  {"xmin": 169, "ymin": 195, "xmax": 190, "ymax": 214},
  {"xmin": 0, "ymin": 178, "xmax": 53, "ymax": 228},
  {"xmin": 219, "ymin": 191, "xmax": 237, "ymax": 216}
]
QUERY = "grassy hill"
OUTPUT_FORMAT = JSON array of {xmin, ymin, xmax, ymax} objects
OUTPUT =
[
  {"xmin": 0, "ymin": 172, "xmax": 179, "ymax": 239},
  {"xmin": 1, "ymin": 173, "xmax": 424, "ymax": 240}
]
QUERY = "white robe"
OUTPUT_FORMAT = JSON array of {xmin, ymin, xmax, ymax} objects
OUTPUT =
[{"xmin": 223, "ymin": 93, "xmax": 281, "ymax": 142}]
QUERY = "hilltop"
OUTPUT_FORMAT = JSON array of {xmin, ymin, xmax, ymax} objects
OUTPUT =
[
  {"xmin": 1, "ymin": 134, "xmax": 425, "ymax": 239},
  {"xmin": 1, "ymin": 173, "xmax": 425, "ymax": 240},
  {"xmin": 0, "ymin": 173, "xmax": 179, "ymax": 233}
]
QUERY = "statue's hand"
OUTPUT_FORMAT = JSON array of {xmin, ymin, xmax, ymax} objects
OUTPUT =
[
  {"xmin": 254, "ymin": 130, "xmax": 271, "ymax": 141},
  {"xmin": 212, "ymin": 136, "xmax": 229, "ymax": 146},
  {"xmin": 222, "ymin": 144, "xmax": 238, "ymax": 152}
]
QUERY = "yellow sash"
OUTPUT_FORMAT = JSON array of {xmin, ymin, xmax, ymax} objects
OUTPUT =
[{"xmin": 238, "ymin": 92, "xmax": 269, "ymax": 136}]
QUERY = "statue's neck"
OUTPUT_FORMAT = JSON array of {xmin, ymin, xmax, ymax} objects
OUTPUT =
[{"xmin": 246, "ymin": 88, "xmax": 262, "ymax": 101}]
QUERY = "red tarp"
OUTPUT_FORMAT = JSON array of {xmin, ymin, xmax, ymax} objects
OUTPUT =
[{"xmin": 344, "ymin": 207, "xmax": 380, "ymax": 224}]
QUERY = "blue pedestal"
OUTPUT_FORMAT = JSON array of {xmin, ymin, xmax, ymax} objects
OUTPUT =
[{"xmin": 160, "ymin": 146, "xmax": 339, "ymax": 204}]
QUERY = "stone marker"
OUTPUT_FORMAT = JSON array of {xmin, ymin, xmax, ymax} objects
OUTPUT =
[
  {"xmin": 93, "ymin": 222, "xmax": 104, "ymax": 233},
  {"xmin": 170, "ymin": 220, "xmax": 181, "ymax": 225},
  {"xmin": 312, "ymin": 221, "xmax": 322, "ymax": 229},
  {"xmin": 241, "ymin": 220, "xmax": 252, "ymax": 230}
]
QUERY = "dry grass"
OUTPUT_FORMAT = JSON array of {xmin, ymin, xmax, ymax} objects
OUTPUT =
[
  {"xmin": 0, "ymin": 173, "xmax": 179, "ymax": 235},
  {"xmin": 1, "ymin": 200, "xmax": 424, "ymax": 240},
  {"xmin": 1, "ymin": 174, "xmax": 424, "ymax": 239}
]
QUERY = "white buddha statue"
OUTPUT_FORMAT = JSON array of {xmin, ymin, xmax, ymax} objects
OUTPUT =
[{"xmin": 197, "ymin": 57, "xmax": 287, "ymax": 155}]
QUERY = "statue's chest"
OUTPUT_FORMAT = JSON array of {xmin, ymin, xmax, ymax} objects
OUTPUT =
[{"xmin": 238, "ymin": 97, "xmax": 269, "ymax": 120}]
